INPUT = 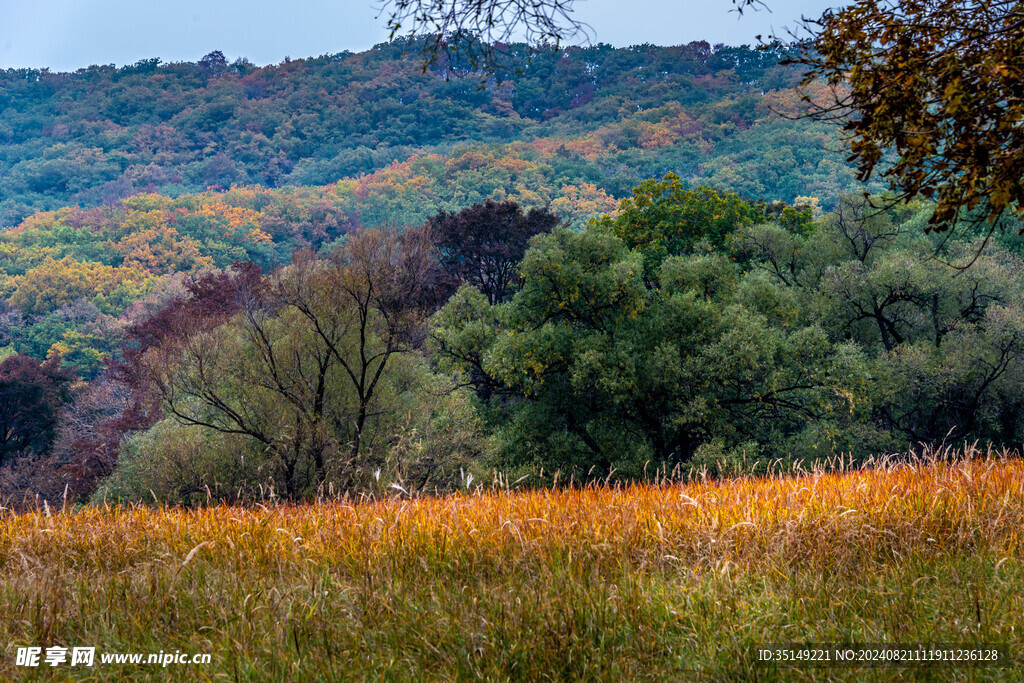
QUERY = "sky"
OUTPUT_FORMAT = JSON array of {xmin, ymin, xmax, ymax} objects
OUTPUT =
[{"xmin": 0, "ymin": 0, "xmax": 835, "ymax": 72}]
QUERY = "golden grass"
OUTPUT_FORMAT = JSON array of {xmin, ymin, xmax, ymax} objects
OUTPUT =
[{"xmin": 2, "ymin": 448, "xmax": 1023, "ymax": 680}]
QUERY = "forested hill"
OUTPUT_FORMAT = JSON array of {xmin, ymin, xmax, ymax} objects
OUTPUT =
[{"xmin": 0, "ymin": 39, "xmax": 879, "ymax": 227}]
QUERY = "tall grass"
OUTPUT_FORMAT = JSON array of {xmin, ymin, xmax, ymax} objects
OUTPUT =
[{"xmin": 2, "ymin": 445, "xmax": 1022, "ymax": 680}]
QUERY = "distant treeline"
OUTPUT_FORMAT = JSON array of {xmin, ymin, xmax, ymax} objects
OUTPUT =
[{"xmin": 0, "ymin": 38, "xmax": 880, "ymax": 226}]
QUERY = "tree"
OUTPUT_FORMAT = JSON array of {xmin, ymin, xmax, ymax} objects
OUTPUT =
[
  {"xmin": 787, "ymin": 0, "xmax": 1024, "ymax": 232},
  {"xmin": 593, "ymin": 173, "xmax": 757, "ymax": 276},
  {"xmin": 146, "ymin": 228, "xmax": 448, "ymax": 497},
  {"xmin": 428, "ymin": 199, "xmax": 561, "ymax": 305},
  {"xmin": 277, "ymin": 227, "xmax": 442, "ymax": 465},
  {"xmin": 433, "ymin": 225, "xmax": 865, "ymax": 475},
  {"xmin": 198, "ymin": 50, "xmax": 228, "ymax": 73},
  {"xmin": 0, "ymin": 354, "xmax": 73, "ymax": 468},
  {"xmin": 59, "ymin": 263, "xmax": 267, "ymax": 490},
  {"xmin": 738, "ymin": 195, "xmax": 1024, "ymax": 447},
  {"xmin": 9, "ymin": 257, "xmax": 144, "ymax": 316},
  {"xmin": 46, "ymin": 330, "xmax": 109, "ymax": 381}
]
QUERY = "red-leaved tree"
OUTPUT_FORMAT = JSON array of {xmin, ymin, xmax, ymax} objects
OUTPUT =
[{"xmin": 0, "ymin": 354, "xmax": 74, "ymax": 468}]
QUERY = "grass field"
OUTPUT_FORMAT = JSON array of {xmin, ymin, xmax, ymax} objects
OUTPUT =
[{"xmin": 2, "ymin": 449, "xmax": 1023, "ymax": 681}]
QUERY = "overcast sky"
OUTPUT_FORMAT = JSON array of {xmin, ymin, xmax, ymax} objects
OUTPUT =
[{"xmin": 0, "ymin": 0, "xmax": 834, "ymax": 72}]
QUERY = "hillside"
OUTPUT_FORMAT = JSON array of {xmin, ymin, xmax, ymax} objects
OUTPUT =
[
  {"xmin": 0, "ymin": 39, "xmax": 879, "ymax": 227},
  {"xmin": 0, "ymin": 40, "xmax": 887, "ymax": 405}
]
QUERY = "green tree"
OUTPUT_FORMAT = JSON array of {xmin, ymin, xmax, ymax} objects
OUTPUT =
[
  {"xmin": 46, "ymin": 330, "xmax": 109, "ymax": 381},
  {"xmin": 738, "ymin": 195, "xmax": 1024, "ymax": 447},
  {"xmin": 593, "ymin": 173, "xmax": 757, "ymax": 276},
  {"xmin": 433, "ymin": 225, "xmax": 866, "ymax": 476}
]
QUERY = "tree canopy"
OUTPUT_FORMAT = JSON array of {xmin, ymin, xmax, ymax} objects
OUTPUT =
[
  {"xmin": 429, "ymin": 199, "xmax": 562, "ymax": 304},
  {"xmin": 0, "ymin": 354, "xmax": 73, "ymax": 467},
  {"xmin": 786, "ymin": 0, "xmax": 1024, "ymax": 232},
  {"xmin": 0, "ymin": 41, "xmax": 867, "ymax": 227},
  {"xmin": 594, "ymin": 173, "xmax": 758, "ymax": 275}
]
